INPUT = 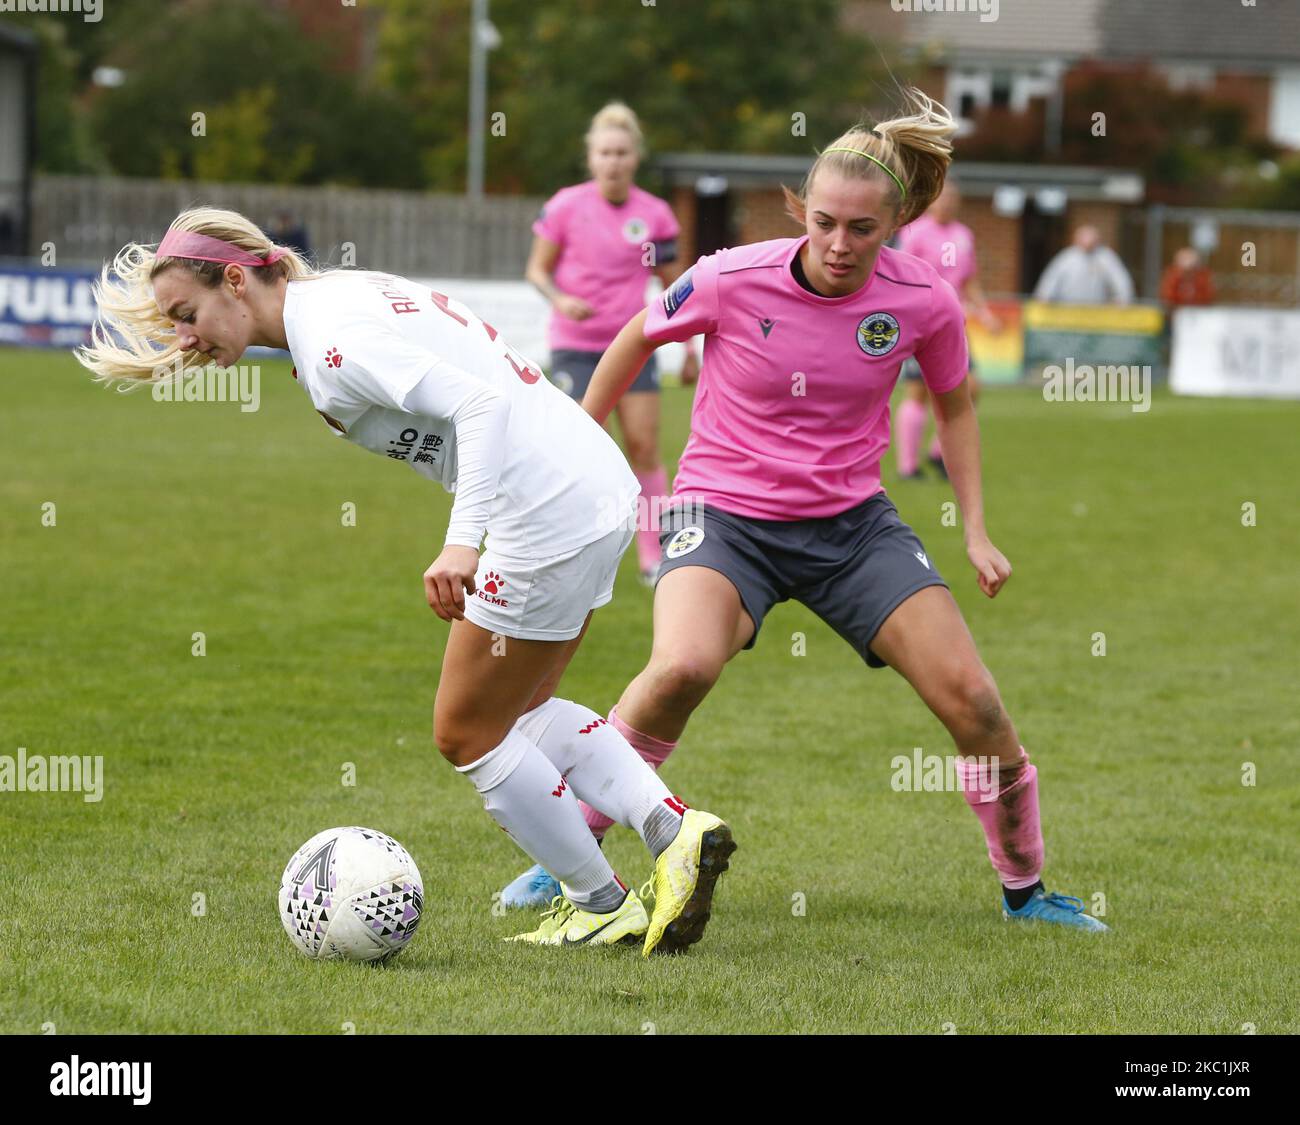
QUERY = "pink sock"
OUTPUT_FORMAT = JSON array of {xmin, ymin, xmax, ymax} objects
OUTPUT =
[
  {"xmin": 895, "ymin": 398, "xmax": 926, "ymax": 475},
  {"xmin": 928, "ymin": 432, "xmax": 944, "ymax": 462},
  {"xmin": 633, "ymin": 467, "xmax": 668, "ymax": 573},
  {"xmin": 581, "ymin": 706, "xmax": 678, "ymax": 837},
  {"xmin": 957, "ymin": 747, "xmax": 1044, "ymax": 890},
  {"xmin": 631, "ymin": 465, "xmax": 665, "ymax": 569}
]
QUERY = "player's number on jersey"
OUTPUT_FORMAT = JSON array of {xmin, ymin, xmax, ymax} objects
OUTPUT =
[{"xmin": 430, "ymin": 290, "xmax": 542, "ymax": 385}]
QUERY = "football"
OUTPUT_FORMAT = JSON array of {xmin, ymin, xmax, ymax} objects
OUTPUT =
[{"xmin": 278, "ymin": 826, "xmax": 424, "ymax": 963}]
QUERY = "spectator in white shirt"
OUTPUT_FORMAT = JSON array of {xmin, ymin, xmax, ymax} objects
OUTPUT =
[{"xmin": 1034, "ymin": 225, "xmax": 1134, "ymax": 305}]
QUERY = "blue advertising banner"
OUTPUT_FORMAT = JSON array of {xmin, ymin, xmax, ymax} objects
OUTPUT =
[{"xmin": 0, "ymin": 264, "xmax": 98, "ymax": 349}]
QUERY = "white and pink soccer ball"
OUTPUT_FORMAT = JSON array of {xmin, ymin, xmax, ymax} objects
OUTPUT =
[{"xmin": 278, "ymin": 826, "xmax": 424, "ymax": 963}]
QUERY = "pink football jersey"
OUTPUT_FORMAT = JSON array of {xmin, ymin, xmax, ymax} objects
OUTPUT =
[
  {"xmin": 534, "ymin": 181, "xmax": 679, "ymax": 353},
  {"xmin": 895, "ymin": 214, "xmax": 977, "ymax": 293},
  {"xmin": 643, "ymin": 237, "xmax": 968, "ymax": 521}
]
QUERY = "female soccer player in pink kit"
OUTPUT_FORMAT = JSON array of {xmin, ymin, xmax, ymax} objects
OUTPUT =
[
  {"xmin": 892, "ymin": 179, "xmax": 1000, "ymax": 479},
  {"xmin": 503, "ymin": 91, "xmax": 1106, "ymax": 932},
  {"xmin": 525, "ymin": 102, "xmax": 695, "ymax": 588},
  {"xmin": 77, "ymin": 206, "xmax": 735, "ymax": 955}
]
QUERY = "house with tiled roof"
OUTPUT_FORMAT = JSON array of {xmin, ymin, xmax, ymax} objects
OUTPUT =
[{"xmin": 869, "ymin": 0, "xmax": 1300, "ymax": 149}]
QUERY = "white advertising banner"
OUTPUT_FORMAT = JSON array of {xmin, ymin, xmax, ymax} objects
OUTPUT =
[
  {"xmin": 419, "ymin": 277, "xmax": 691, "ymax": 374},
  {"xmin": 1171, "ymin": 306, "xmax": 1300, "ymax": 399}
]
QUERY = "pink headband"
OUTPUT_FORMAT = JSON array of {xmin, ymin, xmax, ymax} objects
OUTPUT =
[{"xmin": 156, "ymin": 229, "xmax": 287, "ymax": 267}]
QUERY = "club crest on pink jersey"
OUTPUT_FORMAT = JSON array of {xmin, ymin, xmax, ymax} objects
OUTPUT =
[{"xmin": 857, "ymin": 313, "xmax": 901, "ymax": 356}]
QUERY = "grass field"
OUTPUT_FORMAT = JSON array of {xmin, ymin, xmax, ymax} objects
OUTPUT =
[{"xmin": 2, "ymin": 346, "xmax": 1297, "ymax": 1034}]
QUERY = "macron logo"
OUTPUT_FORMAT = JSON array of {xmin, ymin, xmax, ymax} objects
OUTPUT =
[{"xmin": 914, "ymin": 551, "xmax": 930, "ymax": 569}]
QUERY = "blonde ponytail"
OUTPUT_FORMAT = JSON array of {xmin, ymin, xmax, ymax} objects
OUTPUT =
[
  {"xmin": 76, "ymin": 206, "xmax": 321, "ymax": 388},
  {"xmin": 783, "ymin": 88, "xmax": 957, "ymax": 230}
]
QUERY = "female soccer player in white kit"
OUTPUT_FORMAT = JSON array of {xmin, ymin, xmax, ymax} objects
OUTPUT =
[
  {"xmin": 502, "ymin": 91, "xmax": 1107, "ymax": 933},
  {"xmin": 76, "ymin": 207, "xmax": 735, "ymax": 955}
]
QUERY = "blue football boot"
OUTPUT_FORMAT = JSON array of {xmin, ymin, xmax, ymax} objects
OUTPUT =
[
  {"xmin": 1003, "ymin": 887, "xmax": 1110, "ymax": 932},
  {"xmin": 499, "ymin": 863, "xmax": 562, "ymax": 910}
]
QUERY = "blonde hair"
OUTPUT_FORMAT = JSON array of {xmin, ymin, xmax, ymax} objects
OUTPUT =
[
  {"xmin": 782, "ymin": 88, "xmax": 957, "ymax": 231},
  {"xmin": 585, "ymin": 101, "xmax": 644, "ymax": 156},
  {"xmin": 76, "ymin": 205, "xmax": 320, "ymax": 387}
]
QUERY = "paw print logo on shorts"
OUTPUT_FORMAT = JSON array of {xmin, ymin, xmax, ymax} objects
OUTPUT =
[
  {"xmin": 325, "ymin": 347, "xmax": 343, "ymax": 368},
  {"xmin": 483, "ymin": 570, "xmax": 505, "ymax": 594}
]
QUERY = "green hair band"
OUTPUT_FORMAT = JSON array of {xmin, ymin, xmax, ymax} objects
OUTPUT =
[{"xmin": 821, "ymin": 146, "xmax": 907, "ymax": 200}]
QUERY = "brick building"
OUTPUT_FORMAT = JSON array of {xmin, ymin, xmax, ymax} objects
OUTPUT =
[{"xmin": 855, "ymin": 0, "xmax": 1300, "ymax": 151}]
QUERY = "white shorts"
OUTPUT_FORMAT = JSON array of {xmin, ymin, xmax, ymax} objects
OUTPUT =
[{"xmin": 463, "ymin": 522, "xmax": 636, "ymax": 641}]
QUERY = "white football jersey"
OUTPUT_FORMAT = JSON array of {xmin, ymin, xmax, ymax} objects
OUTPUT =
[{"xmin": 282, "ymin": 271, "xmax": 639, "ymax": 559}]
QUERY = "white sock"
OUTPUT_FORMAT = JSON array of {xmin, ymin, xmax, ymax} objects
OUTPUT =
[
  {"xmin": 515, "ymin": 697, "xmax": 683, "ymax": 856},
  {"xmin": 457, "ymin": 727, "xmax": 624, "ymax": 909}
]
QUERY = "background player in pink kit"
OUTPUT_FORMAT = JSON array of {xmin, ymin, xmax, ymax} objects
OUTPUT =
[
  {"xmin": 892, "ymin": 179, "xmax": 1000, "ymax": 480},
  {"xmin": 524, "ymin": 102, "xmax": 694, "ymax": 588},
  {"xmin": 77, "ymin": 206, "xmax": 735, "ymax": 956},
  {"xmin": 500, "ymin": 90, "xmax": 1107, "ymax": 932}
]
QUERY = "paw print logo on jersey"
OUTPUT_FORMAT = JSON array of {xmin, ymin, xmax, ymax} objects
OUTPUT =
[
  {"xmin": 325, "ymin": 347, "xmax": 343, "ymax": 368},
  {"xmin": 483, "ymin": 570, "xmax": 505, "ymax": 595},
  {"xmin": 856, "ymin": 312, "xmax": 901, "ymax": 357}
]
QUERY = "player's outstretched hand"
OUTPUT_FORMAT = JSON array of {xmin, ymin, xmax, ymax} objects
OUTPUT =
[
  {"xmin": 423, "ymin": 545, "xmax": 480, "ymax": 621},
  {"xmin": 966, "ymin": 535, "xmax": 1011, "ymax": 599}
]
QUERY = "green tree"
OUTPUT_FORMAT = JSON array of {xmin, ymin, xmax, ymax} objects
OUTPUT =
[
  {"xmin": 87, "ymin": 0, "xmax": 420, "ymax": 187},
  {"xmin": 372, "ymin": 0, "xmax": 885, "ymax": 194},
  {"xmin": 370, "ymin": 0, "xmax": 475, "ymax": 189}
]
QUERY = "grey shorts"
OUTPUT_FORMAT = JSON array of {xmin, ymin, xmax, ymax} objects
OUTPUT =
[
  {"xmin": 657, "ymin": 493, "xmax": 947, "ymax": 669},
  {"xmin": 549, "ymin": 348, "xmax": 659, "ymax": 401}
]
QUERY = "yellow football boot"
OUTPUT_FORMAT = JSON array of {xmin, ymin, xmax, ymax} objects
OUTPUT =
[
  {"xmin": 643, "ymin": 809, "xmax": 736, "ymax": 956},
  {"xmin": 506, "ymin": 887, "xmax": 648, "ymax": 947}
]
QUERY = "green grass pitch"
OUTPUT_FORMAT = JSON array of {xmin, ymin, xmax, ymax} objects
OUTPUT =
[{"xmin": 2, "ymin": 347, "xmax": 1297, "ymax": 1034}]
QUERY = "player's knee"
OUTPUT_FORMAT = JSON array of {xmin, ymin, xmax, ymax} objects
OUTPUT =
[
  {"xmin": 647, "ymin": 652, "xmax": 721, "ymax": 712},
  {"xmin": 946, "ymin": 667, "xmax": 1008, "ymax": 740},
  {"xmin": 432, "ymin": 712, "xmax": 497, "ymax": 767},
  {"xmin": 625, "ymin": 440, "xmax": 657, "ymax": 472},
  {"xmin": 431, "ymin": 723, "xmax": 467, "ymax": 766}
]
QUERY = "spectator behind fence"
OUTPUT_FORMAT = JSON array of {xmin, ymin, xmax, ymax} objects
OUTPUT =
[
  {"xmin": 1033, "ymin": 224, "xmax": 1134, "ymax": 305},
  {"xmin": 1160, "ymin": 247, "xmax": 1215, "ymax": 310}
]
